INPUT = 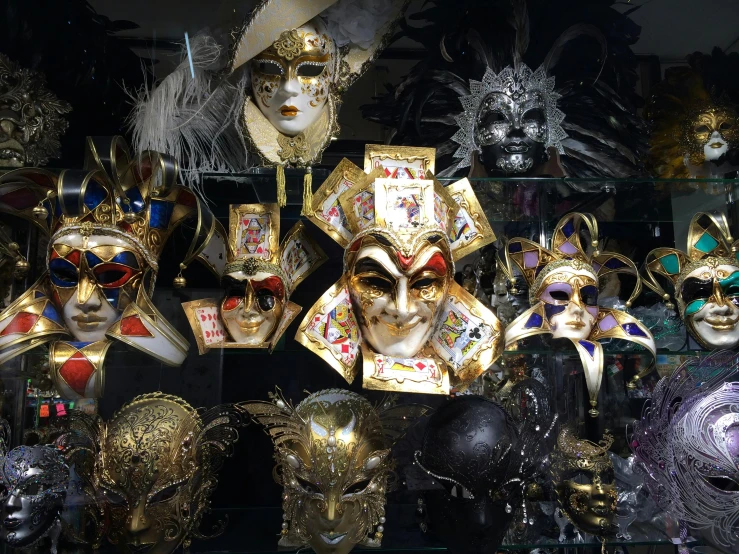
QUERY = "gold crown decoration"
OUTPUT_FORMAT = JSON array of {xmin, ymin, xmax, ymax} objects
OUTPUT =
[
  {"xmin": 0, "ymin": 136, "xmax": 222, "ymax": 399},
  {"xmin": 502, "ymin": 212, "xmax": 655, "ymax": 416},
  {"xmin": 182, "ymin": 203, "xmax": 327, "ymax": 353},
  {"xmin": 296, "ymin": 146, "xmax": 500, "ymax": 395}
]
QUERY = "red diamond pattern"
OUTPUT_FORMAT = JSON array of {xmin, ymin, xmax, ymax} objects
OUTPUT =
[
  {"xmin": 59, "ymin": 351, "xmax": 95, "ymax": 396},
  {"xmin": 0, "ymin": 312, "xmax": 40, "ymax": 336}
]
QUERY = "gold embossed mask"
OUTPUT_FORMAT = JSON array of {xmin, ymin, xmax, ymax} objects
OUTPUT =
[
  {"xmin": 682, "ymin": 104, "xmax": 738, "ymax": 165},
  {"xmin": 550, "ymin": 426, "xmax": 617, "ymax": 537},
  {"xmin": 251, "ymin": 19, "xmax": 335, "ymax": 137}
]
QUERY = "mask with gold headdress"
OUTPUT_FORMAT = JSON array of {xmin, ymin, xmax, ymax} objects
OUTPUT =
[
  {"xmin": 241, "ymin": 388, "xmax": 427, "ymax": 554},
  {"xmin": 182, "ymin": 203, "xmax": 326, "ymax": 352},
  {"xmin": 0, "ymin": 136, "xmax": 222, "ymax": 399},
  {"xmin": 297, "ymin": 145, "xmax": 501, "ymax": 394},
  {"xmin": 500, "ymin": 212, "xmax": 655, "ymax": 416},
  {"xmin": 643, "ymin": 211, "xmax": 739, "ymax": 351}
]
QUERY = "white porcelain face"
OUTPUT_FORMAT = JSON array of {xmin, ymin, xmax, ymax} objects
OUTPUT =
[
  {"xmin": 538, "ymin": 267, "xmax": 599, "ymax": 341},
  {"xmin": 220, "ymin": 270, "xmax": 285, "ymax": 345},
  {"xmin": 681, "ymin": 263, "xmax": 739, "ymax": 349},
  {"xmin": 704, "ymin": 130, "xmax": 730, "ymax": 161},
  {"xmin": 48, "ymin": 232, "xmax": 144, "ymax": 342},
  {"xmin": 250, "ymin": 19, "xmax": 335, "ymax": 137},
  {"xmin": 348, "ymin": 240, "xmax": 451, "ymax": 358}
]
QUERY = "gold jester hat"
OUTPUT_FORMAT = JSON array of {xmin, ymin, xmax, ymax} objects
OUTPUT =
[
  {"xmin": 297, "ymin": 145, "xmax": 500, "ymax": 395},
  {"xmin": 501, "ymin": 212, "xmax": 655, "ymax": 416}
]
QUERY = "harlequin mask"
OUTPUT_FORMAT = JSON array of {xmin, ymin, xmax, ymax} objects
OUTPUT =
[
  {"xmin": 298, "ymin": 147, "xmax": 501, "ymax": 394},
  {"xmin": 182, "ymin": 203, "xmax": 326, "ymax": 352},
  {"xmin": 0, "ymin": 136, "xmax": 221, "ymax": 399},
  {"xmin": 0, "ymin": 53, "xmax": 71, "ymax": 168},
  {"xmin": 643, "ymin": 212, "xmax": 739, "ymax": 350},
  {"xmin": 451, "ymin": 64, "xmax": 566, "ymax": 174},
  {"xmin": 502, "ymin": 212, "xmax": 655, "ymax": 416},
  {"xmin": 92, "ymin": 393, "xmax": 245, "ymax": 554},
  {"xmin": 550, "ymin": 426, "xmax": 617, "ymax": 537},
  {"xmin": 242, "ymin": 388, "xmax": 426, "ymax": 554},
  {"xmin": 631, "ymin": 351, "xmax": 739, "ymax": 551},
  {"xmin": 0, "ymin": 445, "xmax": 69, "ymax": 549}
]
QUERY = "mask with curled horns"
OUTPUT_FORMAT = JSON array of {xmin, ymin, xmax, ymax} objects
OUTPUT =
[{"xmin": 297, "ymin": 146, "xmax": 501, "ymax": 394}]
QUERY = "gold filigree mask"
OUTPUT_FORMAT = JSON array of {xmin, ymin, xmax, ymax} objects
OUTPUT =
[
  {"xmin": 550, "ymin": 426, "xmax": 617, "ymax": 537},
  {"xmin": 250, "ymin": 19, "xmax": 336, "ymax": 137},
  {"xmin": 681, "ymin": 104, "xmax": 738, "ymax": 165}
]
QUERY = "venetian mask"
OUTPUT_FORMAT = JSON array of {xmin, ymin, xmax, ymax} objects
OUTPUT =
[
  {"xmin": 242, "ymin": 389, "xmax": 426, "ymax": 554},
  {"xmin": 0, "ymin": 445, "xmax": 69, "ymax": 549},
  {"xmin": 682, "ymin": 104, "xmax": 737, "ymax": 164},
  {"xmin": 182, "ymin": 205, "xmax": 325, "ymax": 352},
  {"xmin": 631, "ymin": 351, "xmax": 739, "ymax": 551},
  {"xmin": 451, "ymin": 64, "xmax": 566, "ymax": 174},
  {"xmin": 0, "ymin": 136, "xmax": 221, "ymax": 399},
  {"xmin": 97, "ymin": 393, "xmax": 245, "ymax": 554},
  {"xmin": 644, "ymin": 212, "xmax": 739, "ymax": 350},
  {"xmin": 0, "ymin": 53, "xmax": 71, "ymax": 168},
  {"xmin": 503, "ymin": 213, "xmax": 655, "ymax": 416},
  {"xmin": 298, "ymin": 149, "xmax": 502, "ymax": 394},
  {"xmin": 251, "ymin": 20, "xmax": 336, "ymax": 137},
  {"xmin": 550, "ymin": 426, "xmax": 618, "ymax": 537}
]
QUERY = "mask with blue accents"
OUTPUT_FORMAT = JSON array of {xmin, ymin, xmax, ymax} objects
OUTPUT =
[{"xmin": 644, "ymin": 212, "xmax": 739, "ymax": 350}]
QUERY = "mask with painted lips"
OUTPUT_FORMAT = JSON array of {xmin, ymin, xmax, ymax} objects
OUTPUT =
[
  {"xmin": 48, "ymin": 232, "xmax": 144, "ymax": 342},
  {"xmin": 220, "ymin": 271, "xmax": 285, "ymax": 345},
  {"xmin": 683, "ymin": 106, "xmax": 738, "ymax": 164},
  {"xmin": 681, "ymin": 264, "xmax": 739, "ymax": 349},
  {"xmin": 537, "ymin": 268, "xmax": 599, "ymax": 341},
  {"xmin": 347, "ymin": 236, "xmax": 452, "ymax": 358}
]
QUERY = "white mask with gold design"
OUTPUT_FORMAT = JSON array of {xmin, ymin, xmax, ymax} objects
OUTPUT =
[{"xmin": 535, "ymin": 265, "xmax": 599, "ymax": 341}]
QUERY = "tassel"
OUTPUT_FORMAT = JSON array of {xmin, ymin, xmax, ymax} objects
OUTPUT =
[
  {"xmin": 301, "ymin": 167, "xmax": 314, "ymax": 217},
  {"xmin": 277, "ymin": 165, "xmax": 287, "ymax": 207}
]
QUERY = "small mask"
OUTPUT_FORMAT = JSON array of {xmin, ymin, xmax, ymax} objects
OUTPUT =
[
  {"xmin": 550, "ymin": 426, "xmax": 618, "ymax": 537},
  {"xmin": 451, "ymin": 64, "xmax": 566, "ymax": 175},
  {"xmin": 0, "ymin": 54, "xmax": 70, "ymax": 168},
  {"xmin": 644, "ymin": 212, "xmax": 739, "ymax": 350},
  {"xmin": 182, "ymin": 204, "xmax": 326, "ymax": 353},
  {"xmin": 0, "ymin": 445, "xmax": 69, "ymax": 549},
  {"xmin": 503, "ymin": 212, "xmax": 655, "ymax": 416},
  {"xmin": 251, "ymin": 20, "xmax": 336, "ymax": 137},
  {"xmin": 298, "ymin": 151, "xmax": 502, "ymax": 394},
  {"xmin": 97, "ymin": 394, "xmax": 244, "ymax": 554},
  {"xmin": 682, "ymin": 105, "xmax": 737, "ymax": 164},
  {"xmin": 242, "ymin": 389, "xmax": 426, "ymax": 554}
]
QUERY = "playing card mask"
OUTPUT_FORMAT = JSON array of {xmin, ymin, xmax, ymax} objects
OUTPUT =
[
  {"xmin": 644, "ymin": 212, "xmax": 739, "ymax": 351},
  {"xmin": 0, "ymin": 53, "xmax": 71, "ymax": 168},
  {"xmin": 68, "ymin": 393, "xmax": 245, "ymax": 554},
  {"xmin": 501, "ymin": 212, "xmax": 655, "ymax": 416},
  {"xmin": 241, "ymin": 388, "xmax": 427, "ymax": 554},
  {"xmin": 297, "ymin": 147, "xmax": 501, "ymax": 394},
  {"xmin": 182, "ymin": 203, "xmax": 326, "ymax": 352},
  {"xmin": 0, "ymin": 136, "xmax": 221, "ymax": 399},
  {"xmin": 631, "ymin": 351, "xmax": 739, "ymax": 551},
  {"xmin": 550, "ymin": 426, "xmax": 617, "ymax": 538}
]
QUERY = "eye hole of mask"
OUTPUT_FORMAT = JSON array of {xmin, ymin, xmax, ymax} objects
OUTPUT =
[
  {"xmin": 569, "ymin": 471, "xmax": 593, "ymax": 485},
  {"xmin": 412, "ymin": 277, "xmax": 437, "ymax": 289},
  {"xmin": 297, "ymin": 63, "xmax": 325, "ymax": 78},
  {"xmin": 481, "ymin": 110, "xmax": 507, "ymax": 126},
  {"xmin": 103, "ymin": 487, "xmax": 128, "ymax": 507},
  {"xmin": 343, "ymin": 479, "xmax": 372, "ymax": 496},
  {"xmin": 93, "ymin": 263, "xmax": 137, "ymax": 288},
  {"xmin": 256, "ymin": 289, "xmax": 276, "ymax": 312},
  {"xmin": 295, "ymin": 476, "xmax": 320, "ymax": 495},
  {"xmin": 49, "ymin": 259, "xmax": 78, "ymax": 286},
  {"xmin": 704, "ymin": 475, "xmax": 739, "ymax": 492},
  {"xmin": 222, "ymin": 296, "xmax": 243, "ymax": 311},
  {"xmin": 449, "ymin": 483, "xmax": 475, "ymax": 499},
  {"xmin": 523, "ymin": 108, "xmax": 545, "ymax": 122},
  {"xmin": 720, "ymin": 122, "xmax": 734, "ymax": 131},
  {"xmin": 23, "ymin": 482, "xmax": 41, "ymax": 495},
  {"xmin": 695, "ymin": 124, "xmax": 711, "ymax": 134},
  {"xmin": 580, "ymin": 285, "xmax": 599, "ymax": 306},
  {"xmin": 149, "ymin": 482, "xmax": 182, "ymax": 504},
  {"xmin": 681, "ymin": 277, "xmax": 713, "ymax": 305},
  {"xmin": 256, "ymin": 60, "xmax": 282, "ymax": 76},
  {"xmin": 541, "ymin": 283, "xmax": 573, "ymax": 304}
]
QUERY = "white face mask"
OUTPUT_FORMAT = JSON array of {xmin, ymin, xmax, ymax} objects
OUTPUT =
[
  {"xmin": 681, "ymin": 263, "xmax": 739, "ymax": 349},
  {"xmin": 537, "ymin": 267, "xmax": 599, "ymax": 341},
  {"xmin": 703, "ymin": 130, "xmax": 730, "ymax": 161},
  {"xmin": 220, "ymin": 270, "xmax": 285, "ymax": 345},
  {"xmin": 250, "ymin": 19, "xmax": 335, "ymax": 137}
]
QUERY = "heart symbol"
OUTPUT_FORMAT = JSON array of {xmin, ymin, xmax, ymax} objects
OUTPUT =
[
  {"xmin": 205, "ymin": 331, "xmax": 211, "ymax": 338},
  {"xmin": 200, "ymin": 315, "xmax": 206, "ymax": 322}
]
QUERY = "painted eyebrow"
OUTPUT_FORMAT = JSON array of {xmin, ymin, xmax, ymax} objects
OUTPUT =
[{"xmin": 353, "ymin": 259, "xmax": 395, "ymax": 281}]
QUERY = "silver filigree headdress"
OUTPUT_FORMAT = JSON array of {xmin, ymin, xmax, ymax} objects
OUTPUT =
[{"xmin": 450, "ymin": 64, "xmax": 567, "ymax": 172}]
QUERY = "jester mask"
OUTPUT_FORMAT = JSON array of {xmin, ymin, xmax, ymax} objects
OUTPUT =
[
  {"xmin": 182, "ymin": 203, "xmax": 326, "ymax": 352},
  {"xmin": 502, "ymin": 213, "xmax": 655, "ymax": 416},
  {"xmin": 631, "ymin": 351, "xmax": 739, "ymax": 551},
  {"xmin": 550, "ymin": 426, "xmax": 618, "ymax": 537},
  {"xmin": 241, "ymin": 388, "xmax": 427, "ymax": 554},
  {"xmin": 297, "ymin": 146, "xmax": 502, "ymax": 394},
  {"xmin": 0, "ymin": 136, "xmax": 221, "ymax": 399},
  {"xmin": 66, "ymin": 393, "xmax": 245, "ymax": 554},
  {"xmin": 644, "ymin": 212, "xmax": 739, "ymax": 351}
]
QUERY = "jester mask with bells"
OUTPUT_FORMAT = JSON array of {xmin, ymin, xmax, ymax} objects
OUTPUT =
[
  {"xmin": 501, "ymin": 213, "xmax": 655, "ymax": 416},
  {"xmin": 0, "ymin": 136, "xmax": 222, "ymax": 399},
  {"xmin": 631, "ymin": 352, "xmax": 739, "ymax": 552},
  {"xmin": 182, "ymin": 203, "xmax": 326, "ymax": 352},
  {"xmin": 241, "ymin": 388, "xmax": 427, "ymax": 554},
  {"xmin": 297, "ymin": 148, "xmax": 501, "ymax": 395},
  {"xmin": 643, "ymin": 212, "xmax": 739, "ymax": 351},
  {"xmin": 65, "ymin": 393, "xmax": 246, "ymax": 554},
  {"xmin": 550, "ymin": 426, "xmax": 618, "ymax": 538}
]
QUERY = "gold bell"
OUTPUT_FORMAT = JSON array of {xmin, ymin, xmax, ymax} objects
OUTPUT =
[
  {"xmin": 588, "ymin": 400, "xmax": 599, "ymax": 418},
  {"xmin": 123, "ymin": 211, "xmax": 138, "ymax": 224},
  {"xmin": 13, "ymin": 259, "xmax": 29, "ymax": 279},
  {"xmin": 626, "ymin": 376, "xmax": 639, "ymax": 390},
  {"xmin": 32, "ymin": 204, "xmax": 48, "ymax": 219},
  {"xmin": 173, "ymin": 274, "xmax": 187, "ymax": 288}
]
